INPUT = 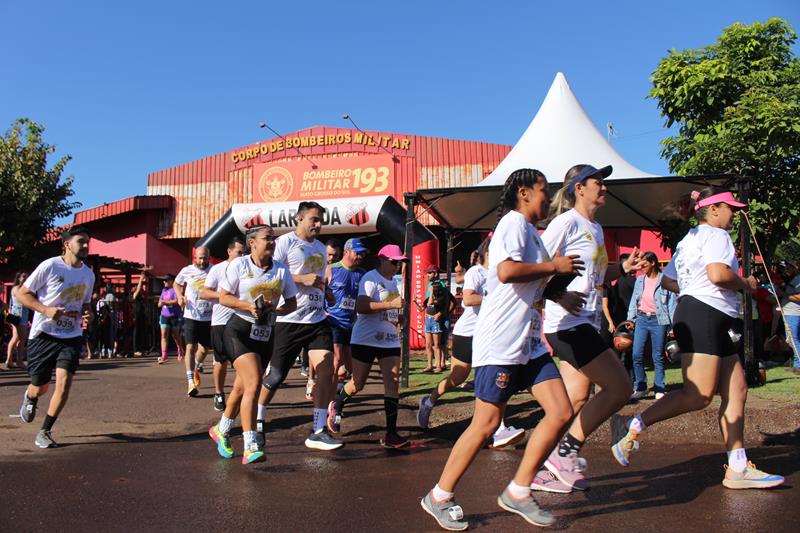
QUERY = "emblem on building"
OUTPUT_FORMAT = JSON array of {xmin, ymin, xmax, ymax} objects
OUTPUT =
[{"xmin": 258, "ymin": 166, "xmax": 293, "ymax": 202}]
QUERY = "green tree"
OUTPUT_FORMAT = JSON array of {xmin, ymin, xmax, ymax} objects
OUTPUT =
[
  {"xmin": 0, "ymin": 118, "xmax": 80, "ymax": 267},
  {"xmin": 651, "ymin": 18, "xmax": 800, "ymax": 261}
]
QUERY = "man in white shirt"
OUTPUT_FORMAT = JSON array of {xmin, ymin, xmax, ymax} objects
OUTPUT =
[
  {"xmin": 175, "ymin": 247, "xmax": 213, "ymax": 397},
  {"xmin": 16, "ymin": 226, "xmax": 96, "ymax": 449}
]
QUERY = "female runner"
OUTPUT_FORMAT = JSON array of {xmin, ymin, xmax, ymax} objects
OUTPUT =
[
  {"xmin": 208, "ymin": 225, "xmax": 297, "ymax": 464},
  {"xmin": 611, "ymin": 187, "xmax": 784, "ymax": 489},
  {"xmin": 420, "ymin": 168, "xmax": 582, "ymax": 530}
]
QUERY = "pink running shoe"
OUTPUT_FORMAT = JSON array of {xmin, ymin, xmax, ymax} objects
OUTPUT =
[{"xmin": 544, "ymin": 449, "xmax": 589, "ymax": 491}]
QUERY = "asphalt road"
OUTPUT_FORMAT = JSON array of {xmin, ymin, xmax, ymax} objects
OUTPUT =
[{"xmin": 1, "ymin": 356, "xmax": 798, "ymax": 532}]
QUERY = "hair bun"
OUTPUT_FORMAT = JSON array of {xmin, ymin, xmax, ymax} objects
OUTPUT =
[{"xmin": 690, "ymin": 190, "xmax": 701, "ymax": 201}]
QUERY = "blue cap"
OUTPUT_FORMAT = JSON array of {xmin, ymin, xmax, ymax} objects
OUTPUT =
[
  {"xmin": 344, "ymin": 238, "xmax": 368, "ymax": 254},
  {"xmin": 566, "ymin": 165, "xmax": 613, "ymax": 193}
]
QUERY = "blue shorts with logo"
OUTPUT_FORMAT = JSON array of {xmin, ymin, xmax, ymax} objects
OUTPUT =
[
  {"xmin": 424, "ymin": 315, "xmax": 443, "ymax": 334},
  {"xmin": 474, "ymin": 356, "xmax": 561, "ymax": 404}
]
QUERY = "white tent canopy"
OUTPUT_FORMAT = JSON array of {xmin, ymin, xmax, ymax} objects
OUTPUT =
[{"xmin": 480, "ymin": 72, "xmax": 656, "ymax": 186}]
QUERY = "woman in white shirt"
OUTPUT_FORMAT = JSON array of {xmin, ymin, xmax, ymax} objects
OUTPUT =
[
  {"xmin": 420, "ymin": 169, "xmax": 582, "ymax": 530},
  {"xmin": 540, "ymin": 164, "xmax": 644, "ymax": 492},
  {"xmin": 611, "ymin": 187, "xmax": 784, "ymax": 490}
]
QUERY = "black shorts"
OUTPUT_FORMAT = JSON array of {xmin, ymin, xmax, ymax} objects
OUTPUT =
[
  {"xmin": 351, "ymin": 344, "xmax": 401, "ymax": 364},
  {"xmin": 451, "ymin": 334, "xmax": 472, "ymax": 365},
  {"xmin": 223, "ymin": 315, "xmax": 274, "ymax": 367},
  {"xmin": 331, "ymin": 325, "xmax": 353, "ymax": 346},
  {"xmin": 7, "ymin": 315, "xmax": 21, "ymax": 326},
  {"xmin": 672, "ymin": 296, "xmax": 737, "ymax": 356},
  {"xmin": 545, "ymin": 323, "xmax": 610, "ymax": 369},
  {"xmin": 27, "ymin": 333, "xmax": 82, "ymax": 386},
  {"xmin": 184, "ymin": 318, "xmax": 211, "ymax": 347},
  {"xmin": 211, "ymin": 324, "xmax": 226, "ymax": 363}
]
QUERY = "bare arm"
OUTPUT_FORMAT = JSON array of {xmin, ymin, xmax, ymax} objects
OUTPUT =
[
  {"xmin": 496, "ymin": 252, "xmax": 583, "ymax": 284},
  {"xmin": 356, "ymin": 294, "xmax": 402, "ymax": 314},
  {"xmin": 173, "ymin": 282, "xmax": 186, "ymax": 306},
  {"xmin": 660, "ymin": 275, "xmax": 680, "ymax": 294},
  {"xmin": 706, "ymin": 263, "xmax": 756, "ymax": 292},
  {"xmin": 199, "ymin": 287, "xmax": 220, "ymax": 302},
  {"xmin": 15, "ymin": 285, "xmax": 63, "ymax": 320},
  {"xmin": 461, "ymin": 289, "xmax": 482, "ymax": 307}
]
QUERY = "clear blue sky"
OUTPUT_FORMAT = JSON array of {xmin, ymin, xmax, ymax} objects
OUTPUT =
[{"xmin": 2, "ymin": 0, "xmax": 797, "ymax": 219}]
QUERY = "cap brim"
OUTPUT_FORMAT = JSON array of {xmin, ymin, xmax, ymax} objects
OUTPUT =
[
  {"xmin": 726, "ymin": 201, "xmax": 747, "ymax": 209},
  {"xmin": 594, "ymin": 165, "xmax": 613, "ymax": 179}
]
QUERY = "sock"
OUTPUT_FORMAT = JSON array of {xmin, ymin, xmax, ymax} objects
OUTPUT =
[
  {"xmin": 26, "ymin": 392, "xmax": 38, "ymax": 405},
  {"xmin": 558, "ymin": 432, "xmax": 584, "ymax": 457},
  {"xmin": 219, "ymin": 415, "xmax": 234, "ymax": 434},
  {"xmin": 506, "ymin": 480, "xmax": 530, "ymax": 499},
  {"xmin": 432, "ymin": 484, "xmax": 453, "ymax": 502},
  {"xmin": 628, "ymin": 415, "xmax": 646, "ymax": 433},
  {"xmin": 728, "ymin": 448, "xmax": 748, "ymax": 473},
  {"xmin": 257, "ymin": 403, "xmax": 267, "ymax": 421},
  {"xmin": 42, "ymin": 414, "xmax": 57, "ymax": 432},
  {"xmin": 161, "ymin": 349, "xmax": 166, "ymax": 359},
  {"xmin": 243, "ymin": 430, "xmax": 256, "ymax": 448},
  {"xmin": 335, "ymin": 387, "xmax": 353, "ymax": 413},
  {"xmin": 496, "ymin": 419, "xmax": 507, "ymax": 432},
  {"xmin": 313, "ymin": 407, "xmax": 327, "ymax": 433},
  {"xmin": 186, "ymin": 371, "xmax": 193, "ymax": 384},
  {"xmin": 384, "ymin": 396, "xmax": 399, "ymax": 434}
]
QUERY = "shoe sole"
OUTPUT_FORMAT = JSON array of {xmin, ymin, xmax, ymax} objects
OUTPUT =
[
  {"xmin": 241, "ymin": 452, "xmax": 265, "ymax": 465},
  {"xmin": 381, "ymin": 439, "xmax": 410, "ymax": 449},
  {"xmin": 188, "ymin": 388, "xmax": 199, "ymax": 398},
  {"xmin": 531, "ymin": 482, "xmax": 572, "ymax": 494},
  {"xmin": 497, "ymin": 496, "xmax": 554, "ymax": 527},
  {"xmin": 722, "ymin": 478, "xmax": 785, "ymax": 489},
  {"xmin": 490, "ymin": 430, "xmax": 526, "ymax": 448},
  {"xmin": 544, "ymin": 459, "xmax": 588, "ymax": 491},
  {"xmin": 419, "ymin": 499, "xmax": 468, "ymax": 532},
  {"xmin": 611, "ymin": 444, "xmax": 630, "ymax": 467},
  {"xmin": 304, "ymin": 438, "xmax": 343, "ymax": 451}
]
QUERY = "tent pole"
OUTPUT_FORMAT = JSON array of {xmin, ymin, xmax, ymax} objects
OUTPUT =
[
  {"xmin": 445, "ymin": 230, "xmax": 454, "ymax": 289},
  {"xmin": 737, "ymin": 176, "xmax": 756, "ymax": 383},
  {"xmin": 401, "ymin": 192, "xmax": 416, "ymax": 389}
]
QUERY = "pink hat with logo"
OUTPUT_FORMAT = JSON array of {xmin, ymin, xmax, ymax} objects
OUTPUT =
[{"xmin": 377, "ymin": 244, "xmax": 406, "ymax": 261}]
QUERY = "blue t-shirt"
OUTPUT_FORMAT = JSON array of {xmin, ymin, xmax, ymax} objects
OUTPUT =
[{"xmin": 326, "ymin": 262, "xmax": 364, "ymax": 330}]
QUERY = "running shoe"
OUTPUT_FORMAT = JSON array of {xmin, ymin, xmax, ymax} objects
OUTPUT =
[
  {"xmin": 193, "ymin": 368, "xmax": 201, "ymax": 388},
  {"xmin": 420, "ymin": 492, "xmax": 468, "ymax": 531},
  {"xmin": 35, "ymin": 429, "xmax": 58, "ymax": 449},
  {"xmin": 655, "ymin": 392, "xmax": 665, "ymax": 400},
  {"xmin": 610, "ymin": 414, "xmax": 639, "ymax": 467},
  {"xmin": 326, "ymin": 401, "xmax": 341, "ymax": 434},
  {"xmin": 177, "ymin": 352, "xmax": 184, "ymax": 361},
  {"xmin": 242, "ymin": 442, "xmax": 265, "ymax": 465},
  {"xmin": 491, "ymin": 426, "xmax": 526, "ymax": 448},
  {"xmin": 417, "ymin": 396, "xmax": 433, "ymax": 429},
  {"xmin": 19, "ymin": 391, "xmax": 36, "ymax": 423},
  {"xmin": 497, "ymin": 488, "xmax": 555, "ymax": 527},
  {"xmin": 381, "ymin": 432, "xmax": 410, "ymax": 449},
  {"xmin": 630, "ymin": 390, "xmax": 648, "ymax": 400},
  {"xmin": 722, "ymin": 462, "xmax": 784, "ymax": 489},
  {"xmin": 531, "ymin": 469, "xmax": 572, "ymax": 494},
  {"xmin": 187, "ymin": 383, "xmax": 199, "ymax": 398},
  {"xmin": 544, "ymin": 449, "xmax": 589, "ymax": 491},
  {"xmin": 157, "ymin": 355, "xmax": 167, "ymax": 364},
  {"xmin": 213, "ymin": 394, "xmax": 226, "ymax": 412},
  {"xmin": 208, "ymin": 424, "xmax": 234, "ymax": 458},
  {"xmin": 196, "ymin": 363, "xmax": 204, "ymax": 374},
  {"xmin": 304, "ymin": 430, "xmax": 344, "ymax": 451},
  {"xmin": 256, "ymin": 419, "xmax": 266, "ymax": 448},
  {"xmin": 305, "ymin": 379, "xmax": 316, "ymax": 400},
  {"xmin": 300, "ymin": 367, "xmax": 309, "ymax": 377}
]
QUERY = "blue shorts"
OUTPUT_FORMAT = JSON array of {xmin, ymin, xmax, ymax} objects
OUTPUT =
[
  {"xmin": 159, "ymin": 315, "xmax": 183, "ymax": 330},
  {"xmin": 424, "ymin": 316, "xmax": 442, "ymax": 334},
  {"xmin": 331, "ymin": 325, "xmax": 353, "ymax": 346},
  {"xmin": 474, "ymin": 356, "xmax": 561, "ymax": 404}
]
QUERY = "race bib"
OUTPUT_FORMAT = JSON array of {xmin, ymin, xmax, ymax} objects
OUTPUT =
[
  {"xmin": 195, "ymin": 300, "xmax": 212, "ymax": 314},
  {"xmin": 386, "ymin": 309, "xmax": 399, "ymax": 324},
  {"xmin": 340, "ymin": 297, "xmax": 356, "ymax": 311},
  {"xmin": 307, "ymin": 292, "xmax": 324, "ymax": 309},
  {"xmin": 54, "ymin": 316, "xmax": 76, "ymax": 333},
  {"xmin": 250, "ymin": 323, "xmax": 272, "ymax": 342}
]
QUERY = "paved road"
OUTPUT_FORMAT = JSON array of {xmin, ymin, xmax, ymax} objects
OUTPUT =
[{"xmin": 1, "ymin": 357, "xmax": 798, "ymax": 532}]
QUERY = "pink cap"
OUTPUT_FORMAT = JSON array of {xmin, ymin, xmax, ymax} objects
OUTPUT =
[
  {"xmin": 377, "ymin": 244, "xmax": 406, "ymax": 261},
  {"xmin": 425, "ymin": 264, "xmax": 439, "ymax": 272},
  {"xmin": 693, "ymin": 191, "xmax": 746, "ymax": 211}
]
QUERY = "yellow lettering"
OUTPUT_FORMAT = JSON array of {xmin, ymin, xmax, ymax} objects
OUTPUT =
[
  {"xmin": 317, "ymin": 135, "xmax": 324, "ymax": 146},
  {"xmin": 326, "ymin": 134, "xmax": 335, "ymax": 145},
  {"xmin": 260, "ymin": 144, "xmax": 269, "ymax": 155},
  {"xmin": 309, "ymin": 136, "xmax": 317, "ymax": 147},
  {"xmin": 335, "ymin": 133, "xmax": 345, "ymax": 143},
  {"xmin": 231, "ymin": 152, "xmax": 239, "ymax": 163},
  {"xmin": 300, "ymin": 136, "xmax": 310, "ymax": 148},
  {"xmin": 381, "ymin": 136, "xmax": 390, "ymax": 147},
  {"xmin": 276, "ymin": 140, "xmax": 284, "ymax": 151},
  {"xmin": 391, "ymin": 138, "xmax": 400, "ymax": 149},
  {"xmin": 367, "ymin": 136, "xmax": 376, "ymax": 146},
  {"xmin": 344, "ymin": 133, "xmax": 351, "ymax": 143},
  {"xmin": 401, "ymin": 139, "xmax": 410, "ymax": 150},
  {"xmin": 354, "ymin": 132, "xmax": 364, "ymax": 144},
  {"xmin": 301, "ymin": 180, "xmax": 313, "ymax": 192}
]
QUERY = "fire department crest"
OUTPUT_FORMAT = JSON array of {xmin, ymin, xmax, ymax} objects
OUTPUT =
[{"xmin": 258, "ymin": 166, "xmax": 293, "ymax": 202}]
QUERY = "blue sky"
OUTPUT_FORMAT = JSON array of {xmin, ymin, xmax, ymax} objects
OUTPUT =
[{"xmin": 2, "ymin": 0, "xmax": 797, "ymax": 218}]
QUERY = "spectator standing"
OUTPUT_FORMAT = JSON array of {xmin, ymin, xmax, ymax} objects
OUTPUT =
[
  {"xmin": 780, "ymin": 261, "xmax": 800, "ymax": 371},
  {"xmin": 4, "ymin": 272, "xmax": 30, "ymax": 369}
]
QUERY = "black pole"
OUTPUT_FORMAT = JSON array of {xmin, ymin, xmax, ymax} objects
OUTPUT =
[
  {"xmin": 401, "ymin": 193, "xmax": 416, "ymax": 389},
  {"xmin": 738, "ymin": 176, "xmax": 756, "ymax": 383},
  {"xmin": 445, "ymin": 230, "xmax": 454, "ymax": 289}
]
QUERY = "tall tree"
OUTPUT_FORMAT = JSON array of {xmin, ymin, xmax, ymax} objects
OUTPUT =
[
  {"xmin": 0, "ymin": 118, "xmax": 80, "ymax": 267},
  {"xmin": 651, "ymin": 18, "xmax": 800, "ymax": 260}
]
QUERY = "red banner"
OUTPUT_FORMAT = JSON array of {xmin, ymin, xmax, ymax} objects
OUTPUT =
[{"xmin": 252, "ymin": 154, "xmax": 394, "ymax": 203}]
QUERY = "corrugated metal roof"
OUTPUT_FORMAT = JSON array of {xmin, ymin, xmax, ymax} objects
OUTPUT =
[
  {"xmin": 146, "ymin": 127, "xmax": 511, "ymax": 239},
  {"xmin": 73, "ymin": 195, "xmax": 173, "ymax": 225}
]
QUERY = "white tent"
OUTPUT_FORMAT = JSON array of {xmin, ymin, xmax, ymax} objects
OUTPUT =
[{"xmin": 480, "ymin": 72, "xmax": 656, "ymax": 185}]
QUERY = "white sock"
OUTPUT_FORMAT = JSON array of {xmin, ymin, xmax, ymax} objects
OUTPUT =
[
  {"xmin": 186, "ymin": 371, "xmax": 193, "ymax": 384},
  {"xmin": 628, "ymin": 415, "xmax": 646, "ymax": 433},
  {"xmin": 257, "ymin": 403, "xmax": 267, "ymax": 421},
  {"xmin": 506, "ymin": 480, "xmax": 530, "ymax": 499},
  {"xmin": 496, "ymin": 420, "xmax": 507, "ymax": 434},
  {"xmin": 727, "ymin": 448, "xmax": 748, "ymax": 473},
  {"xmin": 219, "ymin": 415, "xmax": 234, "ymax": 434},
  {"xmin": 313, "ymin": 407, "xmax": 327, "ymax": 432},
  {"xmin": 243, "ymin": 430, "xmax": 256, "ymax": 447},
  {"xmin": 432, "ymin": 484, "xmax": 453, "ymax": 502}
]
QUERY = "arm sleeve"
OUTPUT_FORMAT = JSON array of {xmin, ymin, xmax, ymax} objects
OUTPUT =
[
  {"xmin": 494, "ymin": 215, "xmax": 528, "ymax": 263},
  {"xmin": 219, "ymin": 262, "xmax": 239, "ymax": 294},
  {"xmin": 175, "ymin": 267, "xmax": 188, "ymax": 286},
  {"xmin": 84, "ymin": 272, "xmax": 96, "ymax": 304},
  {"xmin": 702, "ymin": 231, "xmax": 736, "ymax": 267},
  {"xmin": 540, "ymin": 215, "xmax": 569, "ymax": 258},
  {"xmin": 358, "ymin": 276, "xmax": 378, "ymax": 300},
  {"xmin": 663, "ymin": 255, "xmax": 677, "ymax": 279},
  {"xmin": 463, "ymin": 268, "xmax": 480, "ymax": 292},
  {"xmin": 204, "ymin": 265, "xmax": 221, "ymax": 290},
  {"xmin": 23, "ymin": 260, "xmax": 51, "ymax": 294},
  {"xmin": 273, "ymin": 235, "xmax": 289, "ymax": 264}
]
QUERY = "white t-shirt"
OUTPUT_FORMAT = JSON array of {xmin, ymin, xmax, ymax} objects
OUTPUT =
[
  {"xmin": 273, "ymin": 232, "xmax": 327, "ymax": 324},
  {"xmin": 24, "ymin": 256, "xmax": 95, "ymax": 339},
  {"xmin": 473, "ymin": 210, "xmax": 551, "ymax": 366},
  {"xmin": 542, "ymin": 208, "xmax": 608, "ymax": 332},
  {"xmin": 176, "ymin": 264, "xmax": 212, "ymax": 321},
  {"xmin": 204, "ymin": 261, "xmax": 235, "ymax": 327},
  {"xmin": 663, "ymin": 224, "xmax": 740, "ymax": 318},
  {"xmin": 350, "ymin": 269, "xmax": 402, "ymax": 348},
  {"xmin": 452, "ymin": 264, "xmax": 487, "ymax": 337},
  {"xmin": 221, "ymin": 255, "xmax": 298, "ymax": 340}
]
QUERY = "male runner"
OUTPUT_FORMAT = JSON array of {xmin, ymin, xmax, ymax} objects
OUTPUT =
[
  {"xmin": 16, "ymin": 226, "xmax": 95, "ymax": 448},
  {"xmin": 175, "ymin": 247, "xmax": 213, "ymax": 397},
  {"xmin": 201, "ymin": 237, "xmax": 246, "ymax": 411},
  {"xmin": 325, "ymin": 238, "xmax": 367, "ymax": 391},
  {"xmin": 257, "ymin": 201, "xmax": 343, "ymax": 450}
]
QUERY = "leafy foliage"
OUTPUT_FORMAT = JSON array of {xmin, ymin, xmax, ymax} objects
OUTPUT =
[
  {"xmin": 651, "ymin": 18, "xmax": 800, "ymax": 258},
  {"xmin": 0, "ymin": 118, "xmax": 79, "ymax": 267}
]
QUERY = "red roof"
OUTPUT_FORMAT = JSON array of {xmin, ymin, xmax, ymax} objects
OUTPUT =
[{"xmin": 73, "ymin": 195, "xmax": 173, "ymax": 225}]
